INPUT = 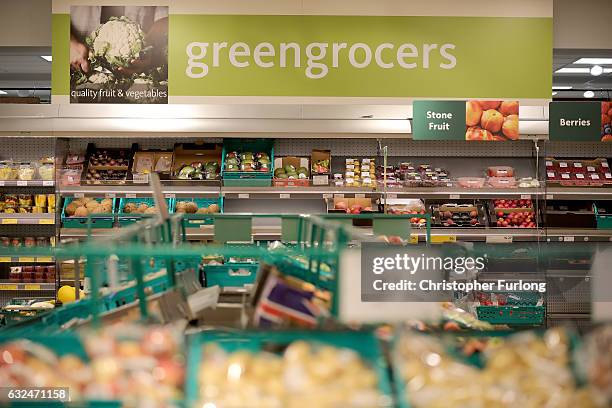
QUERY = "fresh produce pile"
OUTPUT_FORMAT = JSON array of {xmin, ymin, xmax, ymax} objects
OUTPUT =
[
  {"xmin": 122, "ymin": 201, "xmax": 160, "ymax": 215},
  {"xmin": 602, "ymin": 101, "xmax": 612, "ymax": 142},
  {"xmin": 177, "ymin": 161, "xmax": 220, "ymax": 180},
  {"xmin": 85, "ymin": 150, "xmax": 130, "ymax": 184},
  {"xmin": 274, "ymin": 164, "xmax": 309, "ymax": 179},
  {"xmin": 546, "ymin": 158, "xmax": 612, "ymax": 186},
  {"xmin": 0, "ymin": 324, "xmax": 184, "ymax": 406},
  {"xmin": 433, "ymin": 204, "xmax": 482, "ymax": 227},
  {"xmin": 0, "ymin": 194, "xmax": 55, "ymax": 214},
  {"xmin": 175, "ymin": 200, "xmax": 220, "ymax": 214},
  {"xmin": 493, "ymin": 198, "xmax": 532, "ymax": 209},
  {"xmin": 197, "ymin": 340, "xmax": 384, "ymax": 408},
  {"xmin": 493, "ymin": 211, "xmax": 535, "ymax": 228},
  {"xmin": 375, "ymin": 163, "xmax": 450, "ymax": 188},
  {"xmin": 311, "ymin": 158, "xmax": 330, "ymax": 174},
  {"xmin": 334, "ymin": 199, "xmax": 373, "ymax": 214},
  {"xmin": 466, "ymin": 100, "xmax": 519, "ymax": 141},
  {"xmin": 395, "ymin": 328, "xmax": 606, "ymax": 408},
  {"xmin": 386, "ymin": 199, "xmax": 428, "ymax": 226},
  {"xmin": 224, "ymin": 151, "xmax": 271, "ymax": 172},
  {"xmin": 65, "ymin": 198, "xmax": 113, "ymax": 217}
]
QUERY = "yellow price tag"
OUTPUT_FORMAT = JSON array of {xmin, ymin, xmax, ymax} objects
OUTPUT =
[
  {"xmin": 39, "ymin": 218, "xmax": 55, "ymax": 225},
  {"xmin": 18, "ymin": 257, "xmax": 35, "ymax": 263},
  {"xmin": 431, "ymin": 235, "xmax": 457, "ymax": 244},
  {"xmin": 0, "ymin": 257, "xmax": 12, "ymax": 263},
  {"xmin": 2, "ymin": 218, "xmax": 18, "ymax": 224},
  {"xmin": 24, "ymin": 284, "xmax": 41, "ymax": 290},
  {"xmin": 409, "ymin": 234, "xmax": 419, "ymax": 244},
  {"xmin": 37, "ymin": 257, "xmax": 53, "ymax": 263},
  {"xmin": 0, "ymin": 284, "xmax": 18, "ymax": 290}
]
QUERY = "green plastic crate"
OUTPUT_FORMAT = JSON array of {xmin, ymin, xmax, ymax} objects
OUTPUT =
[
  {"xmin": 61, "ymin": 197, "xmax": 116, "ymax": 229},
  {"xmin": 117, "ymin": 197, "xmax": 174, "ymax": 226},
  {"xmin": 174, "ymin": 197, "xmax": 223, "ymax": 227},
  {"xmin": 594, "ymin": 202, "xmax": 612, "ymax": 229},
  {"xmin": 476, "ymin": 305, "xmax": 545, "ymax": 325},
  {"xmin": 221, "ymin": 139, "xmax": 274, "ymax": 186},
  {"xmin": 203, "ymin": 262, "xmax": 259, "ymax": 288},
  {"xmin": 184, "ymin": 330, "xmax": 393, "ymax": 408}
]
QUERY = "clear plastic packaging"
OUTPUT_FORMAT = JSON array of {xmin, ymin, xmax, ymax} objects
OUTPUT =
[
  {"xmin": 0, "ymin": 161, "xmax": 17, "ymax": 180},
  {"xmin": 488, "ymin": 176, "xmax": 517, "ymax": 188},
  {"xmin": 17, "ymin": 163, "xmax": 36, "ymax": 180},
  {"xmin": 487, "ymin": 166, "xmax": 515, "ymax": 177},
  {"xmin": 457, "ymin": 177, "xmax": 486, "ymax": 188}
]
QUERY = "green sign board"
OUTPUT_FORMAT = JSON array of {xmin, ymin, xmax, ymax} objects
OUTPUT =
[
  {"xmin": 52, "ymin": 10, "xmax": 552, "ymax": 102},
  {"xmin": 412, "ymin": 101, "xmax": 466, "ymax": 140},
  {"xmin": 549, "ymin": 102, "xmax": 601, "ymax": 141}
]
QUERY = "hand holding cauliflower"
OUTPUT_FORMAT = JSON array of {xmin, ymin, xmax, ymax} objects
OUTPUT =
[{"xmin": 86, "ymin": 16, "xmax": 148, "ymax": 68}]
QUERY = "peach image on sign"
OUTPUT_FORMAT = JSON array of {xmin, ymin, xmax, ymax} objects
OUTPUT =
[{"xmin": 465, "ymin": 100, "xmax": 519, "ymax": 141}]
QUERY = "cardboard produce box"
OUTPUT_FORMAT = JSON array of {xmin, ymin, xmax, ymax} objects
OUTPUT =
[
  {"xmin": 172, "ymin": 142, "xmax": 222, "ymax": 181},
  {"xmin": 311, "ymin": 149, "xmax": 331, "ymax": 185},
  {"xmin": 273, "ymin": 156, "xmax": 310, "ymax": 187}
]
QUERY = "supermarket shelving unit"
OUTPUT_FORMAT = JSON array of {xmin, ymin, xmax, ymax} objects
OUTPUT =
[{"xmin": 0, "ymin": 103, "xmax": 608, "ymax": 326}]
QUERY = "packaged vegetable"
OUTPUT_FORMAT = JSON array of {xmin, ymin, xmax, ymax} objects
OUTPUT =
[
  {"xmin": 38, "ymin": 163, "xmax": 55, "ymax": 180},
  {"xmin": 154, "ymin": 154, "xmax": 172, "ymax": 172},
  {"xmin": 0, "ymin": 161, "xmax": 17, "ymax": 180},
  {"xmin": 17, "ymin": 163, "xmax": 35, "ymax": 180},
  {"xmin": 34, "ymin": 194, "xmax": 47, "ymax": 207}
]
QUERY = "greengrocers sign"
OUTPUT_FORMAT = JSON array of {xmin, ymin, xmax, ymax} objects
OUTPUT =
[
  {"xmin": 52, "ymin": 13, "xmax": 553, "ymax": 101},
  {"xmin": 185, "ymin": 40, "xmax": 457, "ymax": 80}
]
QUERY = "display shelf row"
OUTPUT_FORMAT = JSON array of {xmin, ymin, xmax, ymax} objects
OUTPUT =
[
  {"xmin": 0, "ymin": 180, "xmax": 55, "ymax": 187},
  {"xmin": 55, "ymin": 184, "xmax": 612, "ymax": 200},
  {"xmin": 58, "ymin": 226, "xmax": 612, "ymax": 242},
  {"xmin": 0, "ymin": 214, "xmax": 55, "ymax": 225},
  {"xmin": 0, "ymin": 282, "xmax": 56, "ymax": 291},
  {"xmin": 0, "ymin": 257, "xmax": 55, "ymax": 263}
]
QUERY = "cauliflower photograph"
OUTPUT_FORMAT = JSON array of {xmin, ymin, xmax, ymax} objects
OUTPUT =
[{"xmin": 69, "ymin": 6, "xmax": 168, "ymax": 104}]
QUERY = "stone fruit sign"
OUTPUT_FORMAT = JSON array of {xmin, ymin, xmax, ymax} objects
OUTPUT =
[
  {"xmin": 412, "ymin": 101, "xmax": 466, "ymax": 140},
  {"xmin": 413, "ymin": 100, "xmax": 519, "ymax": 141}
]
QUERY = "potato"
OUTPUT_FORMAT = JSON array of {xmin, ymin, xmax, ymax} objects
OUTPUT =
[
  {"xmin": 207, "ymin": 204, "xmax": 220, "ymax": 213},
  {"xmin": 185, "ymin": 202, "xmax": 198, "ymax": 214},
  {"xmin": 86, "ymin": 200, "xmax": 100, "ymax": 210},
  {"xmin": 123, "ymin": 203, "xmax": 137, "ymax": 214},
  {"xmin": 481, "ymin": 109, "xmax": 504, "ymax": 133},
  {"xmin": 65, "ymin": 202, "xmax": 78, "ymax": 216},
  {"xmin": 74, "ymin": 206, "xmax": 89, "ymax": 217},
  {"xmin": 466, "ymin": 101, "xmax": 483, "ymax": 127},
  {"xmin": 502, "ymin": 114, "xmax": 519, "ymax": 140},
  {"xmin": 137, "ymin": 203, "xmax": 149, "ymax": 213},
  {"xmin": 144, "ymin": 207, "xmax": 158, "ymax": 214},
  {"xmin": 91, "ymin": 206, "xmax": 107, "ymax": 214},
  {"xmin": 196, "ymin": 207, "xmax": 210, "ymax": 214}
]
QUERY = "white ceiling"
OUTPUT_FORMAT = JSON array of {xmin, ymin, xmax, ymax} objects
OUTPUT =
[{"xmin": 552, "ymin": 49, "xmax": 612, "ymax": 98}]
